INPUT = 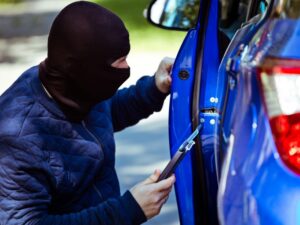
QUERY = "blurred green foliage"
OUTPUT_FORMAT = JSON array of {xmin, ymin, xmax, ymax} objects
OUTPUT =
[
  {"xmin": 93, "ymin": 0, "xmax": 185, "ymax": 53},
  {"xmin": 0, "ymin": 0, "xmax": 21, "ymax": 3}
]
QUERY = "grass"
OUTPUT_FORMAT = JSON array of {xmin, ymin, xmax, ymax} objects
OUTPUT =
[{"xmin": 93, "ymin": 0, "xmax": 185, "ymax": 54}]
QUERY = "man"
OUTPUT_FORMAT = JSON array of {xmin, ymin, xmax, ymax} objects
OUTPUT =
[{"xmin": 0, "ymin": 1, "xmax": 175, "ymax": 224}]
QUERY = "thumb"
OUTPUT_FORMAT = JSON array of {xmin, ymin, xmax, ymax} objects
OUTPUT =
[
  {"xmin": 142, "ymin": 169, "xmax": 161, "ymax": 185},
  {"xmin": 163, "ymin": 57, "xmax": 175, "ymax": 71},
  {"xmin": 164, "ymin": 76, "xmax": 172, "ymax": 86}
]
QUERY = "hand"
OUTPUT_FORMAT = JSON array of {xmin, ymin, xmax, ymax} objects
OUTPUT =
[
  {"xmin": 130, "ymin": 169, "xmax": 176, "ymax": 220},
  {"xmin": 155, "ymin": 57, "xmax": 174, "ymax": 94}
]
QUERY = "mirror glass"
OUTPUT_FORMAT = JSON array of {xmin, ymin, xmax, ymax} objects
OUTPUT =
[{"xmin": 148, "ymin": 0, "xmax": 200, "ymax": 30}]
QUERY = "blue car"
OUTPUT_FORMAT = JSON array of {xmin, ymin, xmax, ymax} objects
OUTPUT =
[{"xmin": 146, "ymin": 0, "xmax": 300, "ymax": 224}]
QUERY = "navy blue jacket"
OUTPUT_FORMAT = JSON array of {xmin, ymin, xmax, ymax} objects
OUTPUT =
[{"xmin": 0, "ymin": 66, "xmax": 167, "ymax": 225}]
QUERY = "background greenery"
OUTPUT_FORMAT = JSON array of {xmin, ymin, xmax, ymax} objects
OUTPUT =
[
  {"xmin": 0, "ymin": 0, "xmax": 21, "ymax": 3},
  {"xmin": 0, "ymin": 0, "xmax": 185, "ymax": 53},
  {"xmin": 93, "ymin": 0, "xmax": 185, "ymax": 53}
]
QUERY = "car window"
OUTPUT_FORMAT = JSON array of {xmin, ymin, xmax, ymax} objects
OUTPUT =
[
  {"xmin": 219, "ymin": 0, "xmax": 249, "ymax": 39},
  {"xmin": 219, "ymin": 0, "xmax": 269, "ymax": 39}
]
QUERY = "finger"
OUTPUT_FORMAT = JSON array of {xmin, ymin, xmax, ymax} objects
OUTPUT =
[
  {"xmin": 142, "ymin": 169, "xmax": 161, "ymax": 185},
  {"xmin": 161, "ymin": 57, "xmax": 174, "ymax": 71},
  {"xmin": 158, "ymin": 181, "xmax": 174, "ymax": 193},
  {"xmin": 153, "ymin": 169, "xmax": 161, "ymax": 181},
  {"xmin": 162, "ymin": 174, "xmax": 175, "ymax": 190},
  {"xmin": 164, "ymin": 63, "xmax": 173, "ymax": 73},
  {"xmin": 159, "ymin": 188, "xmax": 172, "ymax": 199},
  {"xmin": 159, "ymin": 76, "xmax": 171, "ymax": 93},
  {"xmin": 154, "ymin": 190, "xmax": 170, "ymax": 204},
  {"xmin": 149, "ymin": 169, "xmax": 161, "ymax": 182},
  {"xmin": 153, "ymin": 194, "xmax": 170, "ymax": 216},
  {"xmin": 158, "ymin": 194, "xmax": 170, "ymax": 208},
  {"xmin": 164, "ymin": 76, "xmax": 172, "ymax": 86},
  {"xmin": 163, "ymin": 57, "xmax": 175, "ymax": 66},
  {"xmin": 159, "ymin": 183, "xmax": 174, "ymax": 193},
  {"xmin": 150, "ymin": 175, "xmax": 175, "ymax": 191}
]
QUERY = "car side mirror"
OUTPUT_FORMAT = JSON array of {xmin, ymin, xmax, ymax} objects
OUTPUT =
[{"xmin": 146, "ymin": 0, "xmax": 200, "ymax": 31}]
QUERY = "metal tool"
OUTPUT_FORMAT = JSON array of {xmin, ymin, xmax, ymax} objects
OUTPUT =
[{"xmin": 157, "ymin": 124, "xmax": 202, "ymax": 182}]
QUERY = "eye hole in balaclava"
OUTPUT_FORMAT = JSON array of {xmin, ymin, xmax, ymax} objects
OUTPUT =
[{"xmin": 39, "ymin": 1, "xmax": 130, "ymax": 122}]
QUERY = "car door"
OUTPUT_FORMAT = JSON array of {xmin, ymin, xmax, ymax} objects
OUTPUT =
[
  {"xmin": 147, "ymin": 0, "xmax": 222, "ymax": 224},
  {"xmin": 146, "ymin": 0, "xmax": 254, "ymax": 224},
  {"xmin": 147, "ymin": 0, "xmax": 277, "ymax": 224}
]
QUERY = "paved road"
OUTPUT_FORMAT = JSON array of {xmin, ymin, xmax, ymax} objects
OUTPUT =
[{"xmin": 0, "ymin": 1, "xmax": 180, "ymax": 224}]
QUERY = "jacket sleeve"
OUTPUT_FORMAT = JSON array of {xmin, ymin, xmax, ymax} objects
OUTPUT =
[
  {"xmin": 110, "ymin": 75, "xmax": 168, "ymax": 132},
  {"xmin": 0, "ymin": 141, "xmax": 146, "ymax": 225}
]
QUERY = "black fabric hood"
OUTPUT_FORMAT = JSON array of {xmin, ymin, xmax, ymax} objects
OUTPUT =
[{"xmin": 39, "ymin": 1, "xmax": 130, "ymax": 122}]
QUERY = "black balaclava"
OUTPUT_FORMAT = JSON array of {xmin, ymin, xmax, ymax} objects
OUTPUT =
[{"xmin": 39, "ymin": 1, "xmax": 130, "ymax": 122}]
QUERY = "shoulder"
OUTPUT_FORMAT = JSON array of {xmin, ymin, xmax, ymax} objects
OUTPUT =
[
  {"xmin": 0, "ymin": 66, "xmax": 40, "ymax": 138},
  {"xmin": 88, "ymin": 100, "xmax": 113, "ymax": 126}
]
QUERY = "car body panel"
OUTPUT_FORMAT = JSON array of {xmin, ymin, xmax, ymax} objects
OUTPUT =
[
  {"xmin": 218, "ymin": 16, "xmax": 300, "ymax": 225},
  {"xmin": 169, "ymin": 0, "xmax": 220, "ymax": 223}
]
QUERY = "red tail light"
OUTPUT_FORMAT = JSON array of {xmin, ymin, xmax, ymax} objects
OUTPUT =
[{"xmin": 258, "ymin": 58, "xmax": 300, "ymax": 174}]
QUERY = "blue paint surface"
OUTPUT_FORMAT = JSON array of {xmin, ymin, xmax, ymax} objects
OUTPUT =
[{"xmin": 167, "ymin": 0, "xmax": 300, "ymax": 224}]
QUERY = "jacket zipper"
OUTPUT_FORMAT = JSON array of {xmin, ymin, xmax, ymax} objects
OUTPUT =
[
  {"xmin": 81, "ymin": 121, "xmax": 104, "ymax": 201},
  {"xmin": 82, "ymin": 121, "xmax": 102, "ymax": 147},
  {"xmin": 93, "ymin": 184, "xmax": 103, "ymax": 200}
]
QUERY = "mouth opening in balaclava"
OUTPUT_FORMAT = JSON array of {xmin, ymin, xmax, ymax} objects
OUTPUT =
[{"xmin": 39, "ymin": 1, "xmax": 130, "ymax": 122}]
